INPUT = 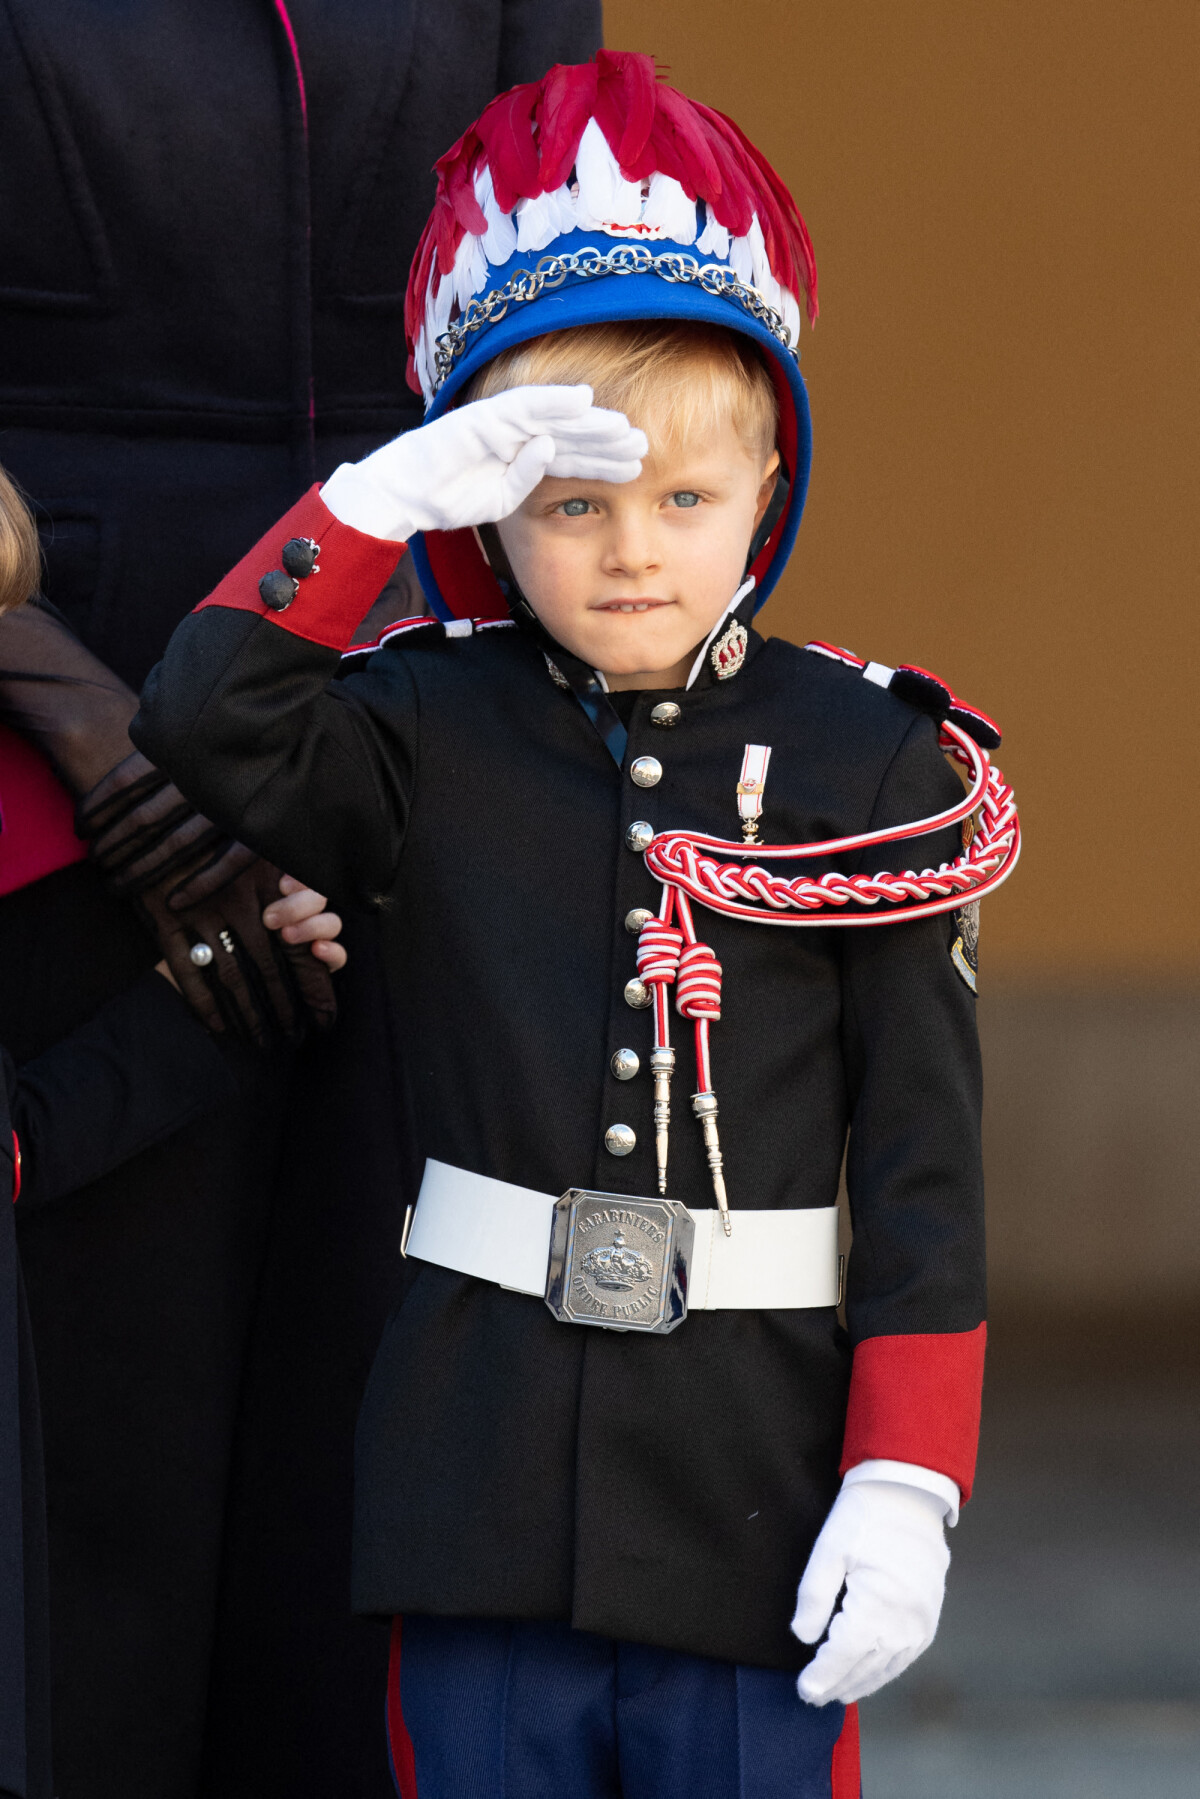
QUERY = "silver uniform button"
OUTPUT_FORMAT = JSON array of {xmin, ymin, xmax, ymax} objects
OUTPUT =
[
  {"xmin": 650, "ymin": 701, "xmax": 681, "ymax": 726},
  {"xmin": 605, "ymin": 1124, "xmax": 637, "ymax": 1157},
  {"xmin": 625, "ymin": 820, "xmax": 654, "ymax": 852},
  {"xmin": 630, "ymin": 755, "xmax": 663, "ymax": 788},
  {"xmin": 624, "ymin": 977, "xmax": 652, "ymax": 1008},
  {"xmin": 611, "ymin": 1048, "xmax": 640, "ymax": 1080},
  {"xmin": 625, "ymin": 907, "xmax": 653, "ymax": 935}
]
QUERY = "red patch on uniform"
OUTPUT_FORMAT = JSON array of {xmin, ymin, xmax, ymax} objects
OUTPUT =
[
  {"xmin": 839, "ymin": 1323, "xmax": 987, "ymax": 1501},
  {"xmin": 196, "ymin": 486, "xmax": 404, "ymax": 652}
]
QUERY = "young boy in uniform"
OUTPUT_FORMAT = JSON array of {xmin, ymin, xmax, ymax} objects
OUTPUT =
[{"xmin": 134, "ymin": 51, "xmax": 1018, "ymax": 1798}]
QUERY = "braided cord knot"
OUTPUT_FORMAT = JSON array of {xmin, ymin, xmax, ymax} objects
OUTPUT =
[
  {"xmin": 636, "ymin": 920, "xmax": 684, "ymax": 988},
  {"xmin": 676, "ymin": 943, "xmax": 722, "ymax": 1021}
]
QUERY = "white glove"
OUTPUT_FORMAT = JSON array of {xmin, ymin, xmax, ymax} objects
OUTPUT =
[
  {"xmin": 791, "ymin": 1479, "xmax": 951, "ymax": 1706},
  {"xmin": 320, "ymin": 385, "xmax": 648, "ymax": 542}
]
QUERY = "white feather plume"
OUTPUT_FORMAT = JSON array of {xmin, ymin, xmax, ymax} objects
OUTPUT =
[
  {"xmin": 696, "ymin": 207, "xmax": 731, "ymax": 261},
  {"xmin": 474, "ymin": 166, "xmax": 517, "ymax": 266},
  {"xmin": 573, "ymin": 118, "xmax": 643, "ymax": 228},
  {"xmin": 641, "ymin": 172, "xmax": 698, "ymax": 244}
]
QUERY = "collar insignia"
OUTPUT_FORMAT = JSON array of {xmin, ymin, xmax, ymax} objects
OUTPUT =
[{"xmin": 711, "ymin": 618, "xmax": 748, "ymax": 680}]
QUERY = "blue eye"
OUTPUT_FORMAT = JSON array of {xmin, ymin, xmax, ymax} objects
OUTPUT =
[
  {"xmin": 671, "ymin": 491, "xmax": 701, "ymax": 508},
  {"xmin": 560, "ymin": 498, "xmax": 591, "ymax": 516}
]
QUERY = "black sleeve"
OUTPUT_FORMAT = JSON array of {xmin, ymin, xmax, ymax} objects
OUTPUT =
[
  {"xmin": 498, "ymin": 0, "xmax": 603, "ymax": 89},
  {"xmin": 133, "ymin": 605, "xmax": 418, "ymax": 910},
  {"xmin": 832, "ymin": 711, "xmax": 987, "ymax": 1491},
  {"xmin": 10, "ymin": 971, "xmax": 248, "ymax": 1209},
  {"xmin": 840, "ymin": 713, "xmax": 986, "ymax": 1341}
]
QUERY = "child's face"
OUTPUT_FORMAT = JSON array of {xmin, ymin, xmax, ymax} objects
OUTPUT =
[{"xmin": 495, "ymin": 417, "xmax": 780, "ymax": 690}]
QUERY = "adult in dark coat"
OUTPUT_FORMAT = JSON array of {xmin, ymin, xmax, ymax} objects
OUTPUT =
[{"xmin": 0, "ymin": 4, "xmax": 602, "ymax": 1796}]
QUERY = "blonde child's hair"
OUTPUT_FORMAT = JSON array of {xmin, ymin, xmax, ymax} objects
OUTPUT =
[
  {"xmin": 466, "ymin": 321, "xmax": 779, "ymax": 467},
  {"xmin": 0, "ymin": 466, "xmax": 40, "ymax": 615}
]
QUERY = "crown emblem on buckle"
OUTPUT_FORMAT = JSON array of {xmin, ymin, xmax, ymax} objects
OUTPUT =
[
  {"xmin": 546, "ymin": 1191, "xmax": 694, "ymax": 1333},
  {"xmin": 712, "ymin": 619, "xmax": 748, "ymax": 680},
  {"xmin": 580, "ymin": 1231, "xmax": 654, "ymax": 1292}
]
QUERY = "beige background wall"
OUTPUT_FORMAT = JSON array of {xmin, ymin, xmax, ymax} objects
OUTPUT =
[
  {"xmin": 603, "ymin": 2, "xmax": 1198, "ymax": 1310},
  {"xmin": 605, "ymin": 0, "xmax": 1198, "ymax": 984}
]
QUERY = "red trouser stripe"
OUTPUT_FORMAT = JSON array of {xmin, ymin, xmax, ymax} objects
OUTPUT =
[
  {"xmin": 386, "ymin": 1617, "xmax": 418, "ymax": 1799},
  {"xmin": 840, "ymin": 1322, "xmax": 987, "ymax": 1501},
  {"xmin": 831, "ymin": 1701, "xmax": 861, "ymax": 1799}
]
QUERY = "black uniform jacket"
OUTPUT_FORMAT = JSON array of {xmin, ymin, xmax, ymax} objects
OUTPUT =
[{"xmin": 135, "ymin": 492, "xmax": 988, "ymax": 1673}]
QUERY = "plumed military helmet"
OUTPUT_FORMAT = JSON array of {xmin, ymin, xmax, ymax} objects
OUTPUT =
[{"xmin": 403, "ymin": 50, "xmax": 817, "ymax": 621}]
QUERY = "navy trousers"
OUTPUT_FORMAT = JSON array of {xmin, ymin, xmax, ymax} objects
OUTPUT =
[{"xmin": 386, "ymin": 1616, "xmax": 861, "ymax": 1799}]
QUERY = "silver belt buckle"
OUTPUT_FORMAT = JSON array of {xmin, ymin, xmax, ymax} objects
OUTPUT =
[{"xmin": 545, "ymin": 1189, "xmax": 695, "ymax": 1334}]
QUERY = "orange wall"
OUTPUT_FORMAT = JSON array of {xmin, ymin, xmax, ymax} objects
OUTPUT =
[{"xmin": 603, "ymin": 2, "xmax": 1198, "ymax": 981}]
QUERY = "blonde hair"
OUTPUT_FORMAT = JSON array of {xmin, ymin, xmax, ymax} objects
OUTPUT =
[
  {"xmin": 466, "ymin": 320, "xmax": 778, "ymax": 466},
  {"xmin": 0, "ymin": 466, "xmax": 40, "ymax": 615}
]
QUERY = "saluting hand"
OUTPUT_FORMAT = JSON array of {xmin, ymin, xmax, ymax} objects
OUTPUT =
[{"xmin": 320, "ymin": 385, "xmax": 648, "ymax": 542}]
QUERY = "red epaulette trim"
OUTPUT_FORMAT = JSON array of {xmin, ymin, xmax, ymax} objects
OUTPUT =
[
  {"xmin": 340, "ymin": 615, "xmax": 516, "ymax": 662},
  {"xmin": 803, "ymin": 640, "xmax": 1001, "ymax": 751}
]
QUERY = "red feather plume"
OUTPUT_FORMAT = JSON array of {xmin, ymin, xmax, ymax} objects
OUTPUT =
[{"xmin": 404, "ymin": 50, "xmax": 817, "ymax": 395}]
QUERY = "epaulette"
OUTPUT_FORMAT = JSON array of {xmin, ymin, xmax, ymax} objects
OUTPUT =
[
  {"xmin": 339, "ymin": 614, "xmax": 516, "ymax": 665},
  {"xmin": 803, "ymin": 641, "xmax": 1001, "ymax": 751}
]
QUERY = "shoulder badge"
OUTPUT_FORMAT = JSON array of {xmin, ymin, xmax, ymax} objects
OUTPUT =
[{"xmin": 950, "ymin": 900, "xmax": 980, "ymax": 992}]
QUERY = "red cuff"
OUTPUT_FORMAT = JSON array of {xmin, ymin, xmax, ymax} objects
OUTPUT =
[
  {"xmin": 840, "ymin": 1323, "xmax": 986, "ymax": 1502},
  {"xmin": 197, "ymin": 485, "xmax": 405, "ymax": 652}
]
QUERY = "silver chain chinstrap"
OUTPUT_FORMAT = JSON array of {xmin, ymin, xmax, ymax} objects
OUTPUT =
[{"xmin": 431, "ymin": 247, "xmax": 800, "ymax": 390}]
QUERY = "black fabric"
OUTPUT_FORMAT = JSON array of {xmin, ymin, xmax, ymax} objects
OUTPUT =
[
  {"xmin": 135, "ymin": 606, "xmax": 986, "ymax": 1673},
  {"xmin": 0, "ymin": 5, "xmax": 602, "ymax": 1792},
  {"xmin": 0, "ymin": 0, "xmax": 603, "ymax": 442},
  {"xmin": 0, "ymin": 1079, "xmax": 52, "ymax": 1799},
  {"xmin": 10, "ymin": 971, "xmax": 244, "ymax": 1208},
  {"xmin": 1, "ymin": 968, "xmax": 245, "ymax": 1799}
]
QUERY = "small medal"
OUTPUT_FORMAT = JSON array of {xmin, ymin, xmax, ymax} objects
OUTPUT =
[{"xmin": 737, "ymin": 743, "xmax": 771, "ymax": 842}]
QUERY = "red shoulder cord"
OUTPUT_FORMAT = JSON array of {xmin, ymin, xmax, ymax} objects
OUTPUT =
[{"xmin": 636, "ymin": 699, "xmax": 1020, "ymax": 1232}]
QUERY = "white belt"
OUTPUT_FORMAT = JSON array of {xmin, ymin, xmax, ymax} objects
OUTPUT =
[{"xmin": 404, "ymin": 1160, "xmax": 841, "ymax": 1334}]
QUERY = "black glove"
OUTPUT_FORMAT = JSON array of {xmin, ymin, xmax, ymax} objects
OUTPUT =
[
  {"xmin": 135, "ymin": 852, "xmax": 338, "ymax": 1045},
  {"xmin": 0, "ymin": 600, "xmax": 337, "ymax": 1041}
]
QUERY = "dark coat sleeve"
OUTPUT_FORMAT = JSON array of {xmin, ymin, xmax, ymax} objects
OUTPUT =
[
  {"xmin": 498, "ymin": 0, "xmax": 603, "ymax": 88},
  {"xmin": 10, "ymin": 971, "xmax": 246, "ymax": 1210},
  {"xmin": 837, "ymin": 713, "xmax": 987, "ymax": 1497},
  {"xmin": 132, "ymin": 488, "xmax": 419, "ymax": 909}
]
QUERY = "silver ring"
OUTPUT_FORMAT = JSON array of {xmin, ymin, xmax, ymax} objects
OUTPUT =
[
  {"xmin": 189, "ymin": 942, "xmax": 214, "ymax": 968},
  {"xmin": 218, "ymin": 930, "xmax": 236, "ymax": 955}
]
